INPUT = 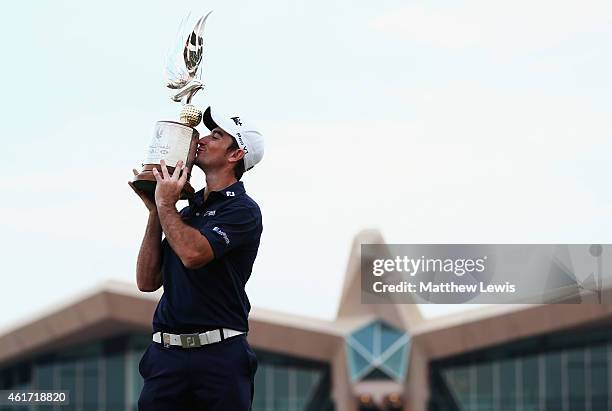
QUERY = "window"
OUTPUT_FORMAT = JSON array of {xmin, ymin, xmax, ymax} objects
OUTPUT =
[
  {"xmin": 251, "ymin": 350, "xmax": 333, "ymax": 411},
  {"xmin": 345, "ymin": 320, "xmax": 410, "ymax": 382},
  {"xmin": 429, "ymin": 327, "xmax": 612, "ymax": 411}
]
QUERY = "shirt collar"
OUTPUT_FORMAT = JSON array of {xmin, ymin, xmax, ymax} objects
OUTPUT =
[
  {"xmin": 190, "ymin": 181, "xmax": 246, "ymax": 208},
  {"xmin": 217, "ymin": 181, "xmax": 246, "ymax": 198}
]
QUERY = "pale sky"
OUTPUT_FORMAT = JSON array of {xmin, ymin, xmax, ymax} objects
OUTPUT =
[{"xmin": 1, "ymin": 0, "xmax": 611, "ymax": 331}]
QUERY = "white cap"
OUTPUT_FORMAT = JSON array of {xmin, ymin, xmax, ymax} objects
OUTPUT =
[{"xmin": 202, "ymin": 106, "xmax": 264, "ymax": 172}]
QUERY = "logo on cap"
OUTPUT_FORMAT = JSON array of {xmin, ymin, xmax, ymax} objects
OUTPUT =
[
  {"xmin": 231, "ymin": 116, "xmax": 242, "ymax": 126},
  {"xmin": 235, "ymin": 132, "xmax": 249, "ymax": 154}
]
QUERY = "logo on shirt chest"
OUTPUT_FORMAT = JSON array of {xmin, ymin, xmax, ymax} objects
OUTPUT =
[{"xmin": 192, "ymin": 210, "xmax": 216, "ymax": 218}]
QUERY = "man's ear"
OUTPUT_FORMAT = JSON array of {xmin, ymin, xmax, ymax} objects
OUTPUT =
[{"xmin": 228, "ymin": 148, "xmax": 245, "ymax": 164}]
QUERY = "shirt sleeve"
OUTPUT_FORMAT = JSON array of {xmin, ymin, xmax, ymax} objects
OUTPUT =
[{"xmin": 198, "ymin": 205, "xmax": 261, "ymax": 259}]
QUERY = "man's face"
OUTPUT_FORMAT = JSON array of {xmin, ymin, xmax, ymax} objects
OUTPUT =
[{"xmin": 194, "ymin": 127, "xmax": 236, "ymax": 171}]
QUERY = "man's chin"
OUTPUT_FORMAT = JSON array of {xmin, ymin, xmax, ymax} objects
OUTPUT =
[{"xmin": 192, "ymin": 159, "xmax": 206, "ymax": 172}]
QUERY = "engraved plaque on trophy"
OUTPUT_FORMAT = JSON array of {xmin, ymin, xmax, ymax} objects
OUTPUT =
[{"xmin": 132, "ymin": 12, "xmax": 212, "ymax": 199}]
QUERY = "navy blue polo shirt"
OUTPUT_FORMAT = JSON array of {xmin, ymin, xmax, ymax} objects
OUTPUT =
[{"xmin": 152, "ymin": 181, "xmax": 262, "ymax": 334}]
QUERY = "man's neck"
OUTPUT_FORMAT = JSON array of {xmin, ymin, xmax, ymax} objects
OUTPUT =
[{"xmin": 203, "ymin": 170, "xmax": 238, "ymax": 201}]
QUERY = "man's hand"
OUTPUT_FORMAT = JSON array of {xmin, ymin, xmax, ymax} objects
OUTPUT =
[
  {"xmin": 153, "ymin": 159, "xmax": 188, "ymax": 208},
  {"xmin": 128, "ymin": 169, "xmax": 156, "ymax": 212}
]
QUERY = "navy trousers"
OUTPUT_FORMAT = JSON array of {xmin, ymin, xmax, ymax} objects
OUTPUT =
[{"xmin": 138, "ymin": 334, "xmax": 258, "ymax": 411}]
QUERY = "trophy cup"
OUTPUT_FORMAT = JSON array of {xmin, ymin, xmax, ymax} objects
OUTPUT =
[{"xmin": 132, "ymin": 12, "xmax": 213, "ymax": 199}]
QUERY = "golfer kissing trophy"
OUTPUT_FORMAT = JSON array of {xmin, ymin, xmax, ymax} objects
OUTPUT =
[{"xmin": 132, "ymin": 12, "xmax": 213, "ymax": 199}]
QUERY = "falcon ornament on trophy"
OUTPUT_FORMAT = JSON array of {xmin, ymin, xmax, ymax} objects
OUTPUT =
[{"xmin": 132, "ymin": 11, "xmax": 213, "ymax": 199}]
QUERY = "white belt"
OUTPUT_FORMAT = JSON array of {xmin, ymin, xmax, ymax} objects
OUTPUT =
[{"xmin": 152, "ymin": 329, "xmax": 245, "ymax": 348}]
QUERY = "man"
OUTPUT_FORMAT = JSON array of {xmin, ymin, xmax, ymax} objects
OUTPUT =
[{"xmin": 128, "ymin": 106, "xmax": 264, "ymax": 410}]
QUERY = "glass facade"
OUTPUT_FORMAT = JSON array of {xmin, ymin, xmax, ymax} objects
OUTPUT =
[
  {"xmin": 0, "ymin": 334, "xmax": 333, "ymax": 411},
  {"xmin": 0, "ymin": 335, "xmax": 148, "ymax": 411},
  {"xmin": 252, "ymin": 349, "xmax": 334, "ymax": 411},
  {"xmin": 429, "ymin": 326, "xmax": 612, "ymax": 411},
  {"xmin": 345, "ymin": 320, "xmax": 410, "ymax": 382}
]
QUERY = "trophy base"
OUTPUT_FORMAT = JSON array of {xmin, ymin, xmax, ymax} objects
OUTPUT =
[{"xmin": 133, "ymin": 164, "xmax": 195, "ymax": 200}]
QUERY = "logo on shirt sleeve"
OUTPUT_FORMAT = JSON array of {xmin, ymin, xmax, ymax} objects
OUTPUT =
[{"xmin": 212, "ymin": 226, "xmax": 230, "ymax": 245}]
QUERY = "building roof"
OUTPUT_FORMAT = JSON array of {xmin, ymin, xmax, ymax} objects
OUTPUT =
[
  {"xmin": 2, "ymin": 231, "xmax": 611, "ymax": 371},
  {"xmin": 335, "ymin": 229, "xmax": 424, "ymax": 330},
  {"xmin": 0, "ymin": 280, "xmax": 345, "ymax": 367}
]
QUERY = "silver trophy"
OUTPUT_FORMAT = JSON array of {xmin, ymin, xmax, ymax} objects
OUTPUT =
[{"xmin": 132, "ymin": 12, "xmax": 212, "ymax": 199}]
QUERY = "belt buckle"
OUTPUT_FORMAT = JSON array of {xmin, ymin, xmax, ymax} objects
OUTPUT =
[
  {"xmin": 162, "ymin": 333, "xmax": 171, "ymax": 348},
  {"xmin": 180, "ymin": 333, "xmax": 201, "ymax": 348}
]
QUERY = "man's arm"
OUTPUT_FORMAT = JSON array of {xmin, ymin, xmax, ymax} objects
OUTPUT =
[
  {"xmin": 157, "ymin": 204, "xmax": 214, "ymax": 269},
  {"xmin": 135, "ymin": 210, "xmax": 164, "ymax": 291},
  {"xmin": 129, "ymin": 171, "xmax": 164, "ymax": 292},
  {"xmin": 152, "ymin": 160, "xmax": 214, "ymax": 269}
]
